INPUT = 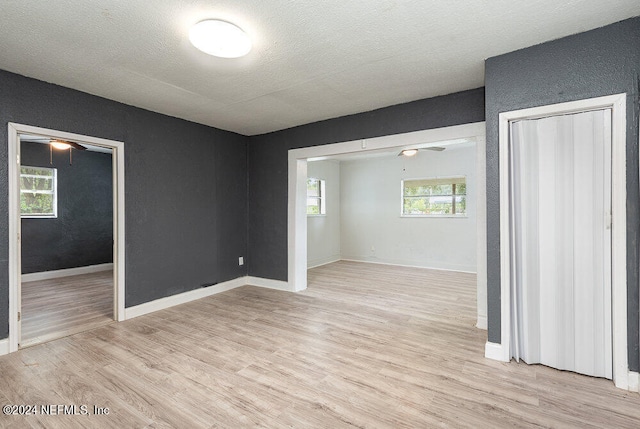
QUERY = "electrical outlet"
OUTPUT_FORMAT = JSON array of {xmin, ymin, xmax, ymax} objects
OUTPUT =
[{"xmin": 239, "ymin": 256, "xmax": 244, "ymax": 266}]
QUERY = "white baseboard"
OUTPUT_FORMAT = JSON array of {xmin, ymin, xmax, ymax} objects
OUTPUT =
[
  {"xmin": 125, "ymin": 277, "xmax": 247, "ymax": 320},
  {"xmin": 628, "ymin": 371, "xmax": 639, "ymax": 392},
  {"xmin": 476, "ymin": 314, "xmax": 487, "ymax": 330},
  {"xmin": 307, "ymin": 257, "xmax": 341, "ymax": 269},
  {"xmin": 0, "ymin": 338, "xmax": 8, "ymax": 356},
  {"xmin": 125, "ymin": 276, "xmax": 294, "ymax": 320},
  {"xmin": 340, "ymin": 258, "xmax": 477, "ymax": 274},
  {"xmin": 246, "ymin": 276, "xmax": 292, "ymax": 291},
  {"xmin": 22, "ymin": 263, "xmax": 113, "ymax": 282},
  {"xmin": 485, "ymin": 341, "xmax": 509, "ymax": 362}
]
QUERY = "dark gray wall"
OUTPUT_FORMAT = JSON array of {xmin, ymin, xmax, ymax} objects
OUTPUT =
[
  {"xmin": 0, "ymin": 70, "xmax": 248, "ymax": 338},
  {"xmin": 247, "ymin": 88, "xmax": 485, "ymax": 280},
  {"xmin": 485, "ymin": 17, "xmax": 640, "ymax": 371},
  {"xmin": 20, "ymin": 141, "xmax": 113, "ymax": 274}
]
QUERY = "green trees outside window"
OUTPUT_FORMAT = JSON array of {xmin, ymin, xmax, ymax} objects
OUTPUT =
[
  {"xmin": 20, "ymin": 166, "xmax": 57, "ymax": 217},
  {"xmin": 402, "ymin": 177, "xmax": 466, "ymax": 216},
  {"xmin": 307, "ymin": 178, "xmax": 326, "ymax": 215}
]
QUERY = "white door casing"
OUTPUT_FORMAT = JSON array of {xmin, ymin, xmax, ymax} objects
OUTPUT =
[
  {"xmin": 7, "ymin": 123, "xmax": 126, "ymax": 353},
  {"xmin": 489, "ymin": 94, "xmax": 628, "ymax": 389}
]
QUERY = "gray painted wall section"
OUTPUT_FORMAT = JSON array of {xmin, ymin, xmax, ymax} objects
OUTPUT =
[
  {"xmin": 484, "ymin": 17, "xmax": 640, "ymax": 371},
  {"xmin": 20, "ymin": 141, "xmax": 113, "ymax": 274},
  {"xmin": 0, "ymin": 70, "xmax": 248, "ymax": 338},
  {"xmin": 247, "ymin": 88, "xmax": 485, "ymax": 280}
]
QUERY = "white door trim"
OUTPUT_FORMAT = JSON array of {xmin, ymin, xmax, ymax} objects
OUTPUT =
[
  {"xmin": 491, "ymin": 93, "xmax": 628, "ymax": 389},
  {"xmin": 7, "ymin": 123, "xmax": 126, "ymax": 353},
  {"xmin": 287, "ymin": 122, "xmax": 487, "ymax": 319}
]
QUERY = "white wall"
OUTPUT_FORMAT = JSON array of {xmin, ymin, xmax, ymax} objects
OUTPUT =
[
  {"xmin": 476, "ymin": 137, "xmax": 487, "ymax": 328},
  {"xmin": 340, "ymin": 145, "xmax": 477, "ymax": 272},
  {"xmin": 307, "ymin": 160, "xmax": 341, "ymax": 268}
]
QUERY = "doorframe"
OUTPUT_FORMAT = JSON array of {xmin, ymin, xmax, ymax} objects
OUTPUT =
[
  {"xmin": 287, "ymin": 122, "xmax": 487, "ymax": 326},
  {"xmin": 8, "ymin": 123, "xmax": 126, "ymax": 353},
  {"xmin": 492, "ymin": 94, "xmax": 628, "ymax": 389}
]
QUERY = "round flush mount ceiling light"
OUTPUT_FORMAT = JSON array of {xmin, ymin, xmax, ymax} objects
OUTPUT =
[{"xmin": 189, "ymin": 19, "xmax": 252, "ymax": 58}]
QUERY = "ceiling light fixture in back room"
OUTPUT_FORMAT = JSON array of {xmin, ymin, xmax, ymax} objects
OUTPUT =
[
  {"xmin": 399, "ymin": 149, "xmax": 418, "ymax": 157},
  {"xmin": 189, "ymin": 19, "xmax": 252, "ymax": 58},
  {"xmin": 49, "ymin": 139, "xmax": 86, "ymax": 165},
  {"xmin": 399, "ymin": 147, "xmax": 447, "ymax": 157}
]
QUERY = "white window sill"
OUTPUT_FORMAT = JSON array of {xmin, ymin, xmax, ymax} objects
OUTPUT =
[{"xmin": 307, "ymin": 214, "xmax": 327, "ymax": 217}]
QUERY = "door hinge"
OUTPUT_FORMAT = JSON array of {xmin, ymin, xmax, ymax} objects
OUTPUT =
[{"xmin": 17, "ymin": 312, "xmax": 21, "ymax": 322}]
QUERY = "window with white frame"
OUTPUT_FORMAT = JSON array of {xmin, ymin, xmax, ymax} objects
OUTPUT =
[
  {"xmin": 20, "ymin": 166, "xmax": 57, "ymax": 218},
  {"xmin": 402, "ymin": 176, "xmax": 466, "ymax": 216},
  {"xmin": 307, "ymin": 177, "xmax": 326, "ymax": 215}
]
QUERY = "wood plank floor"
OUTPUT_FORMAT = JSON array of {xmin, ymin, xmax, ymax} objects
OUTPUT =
[
  {"xmin": 21, "ymin": 271, "xmax": 113, "ymax": 348},
  {"xmin": 1, "ymin": 261, "xmax": 638, "ymax": 428}
]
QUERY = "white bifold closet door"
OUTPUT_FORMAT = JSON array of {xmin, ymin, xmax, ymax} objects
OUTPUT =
[{"xmin": 509, "ymin": 109, "xmax": 612, "ymax": 379}]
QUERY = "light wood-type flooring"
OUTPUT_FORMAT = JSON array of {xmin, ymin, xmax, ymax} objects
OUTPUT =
[
  {"xmin": 20, "ymin": 270, "xmax": 113, "ymax": 348},
  {"xmin": 1, "ymin": 261, "xmax": 639, "ymax": 428}
]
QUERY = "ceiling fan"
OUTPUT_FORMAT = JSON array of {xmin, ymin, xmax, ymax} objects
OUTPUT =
[
  {"xmin": 48, "ymin": 139, "xmax": 86, "ymax": 164},
  {"xmin": 49, "ymin": 139, "xmax": 87, "ymax": 151},
  {"xmin": 20, "ymin": 134, "xmax": 95, "ymax": 164},
  {"xmin": 398, "ymin": 146, "xmax": 446, "ymax": 157}
]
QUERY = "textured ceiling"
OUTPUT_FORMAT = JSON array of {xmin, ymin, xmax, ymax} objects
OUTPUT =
[{"xmin": 0, "ymin": 1, "xmax": 638, "ymax": 136}]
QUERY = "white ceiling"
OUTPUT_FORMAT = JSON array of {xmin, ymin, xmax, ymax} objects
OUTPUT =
[{"xmin": 1, "ymin": 1, "xmax": 638, "ymax": 136}]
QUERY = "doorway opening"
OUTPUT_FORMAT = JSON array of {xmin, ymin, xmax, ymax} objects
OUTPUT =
[
  {"xmin": 306, "ymin": 140, "xmax": 477, "ymax": 272},
  {"xmin": 8, "ymin": 123, "xmax": 125, "ymax": 352},
  {"xmin": 509, "ymin": 109, "xmax": 612, "ymax": 379},
  {"xmin": 287, "ymin": 122, "xmax": 487, "ymax": 328},
  {"xmin": 493, "ymin": 93, "xmax": 628, "ymax": 389}
]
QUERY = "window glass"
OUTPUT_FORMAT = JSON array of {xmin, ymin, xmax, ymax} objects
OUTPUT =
[
  {"xmin": 307, "ymin": 178, "xmax": 326, "ymax": 215},
  {"xmin": 402, "ymin": 177, "xmax": 466, "ymax": 216},
  {"xmin": 20, "ymin": 166, "xmax": 57, "ymax": 218}
]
